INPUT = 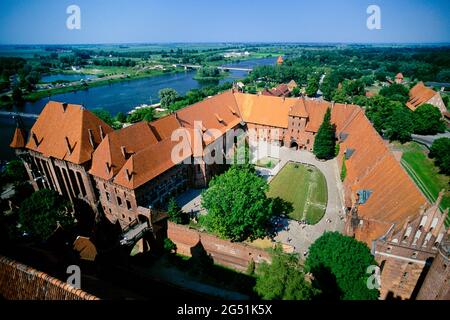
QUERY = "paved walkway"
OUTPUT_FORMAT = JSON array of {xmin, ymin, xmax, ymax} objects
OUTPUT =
[
  {"xmin": 254, "ymin": 143, "xmax": 346, "ymax": 257},
  {"xmin": 411, "ymin": 132, "xmax": 450, "ymax": 148}
]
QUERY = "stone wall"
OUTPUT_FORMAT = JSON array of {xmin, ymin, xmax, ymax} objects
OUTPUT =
[
  {"xmin": 0, "ymin": 255, "xmax": 98, "ymax": 300},
  {"xmin": 167, "ymin": 222, "xmax": 271, "ymax": 272}
]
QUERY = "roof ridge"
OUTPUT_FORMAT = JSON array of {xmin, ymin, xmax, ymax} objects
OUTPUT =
[{"xmin": 337, "ymin": 105, "xmax": 362, "ymax": 134}]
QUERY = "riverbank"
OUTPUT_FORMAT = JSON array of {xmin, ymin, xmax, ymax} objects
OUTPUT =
[{"xmin": 24, "ymin": 68, "xmax": 184, "ymax": 102}]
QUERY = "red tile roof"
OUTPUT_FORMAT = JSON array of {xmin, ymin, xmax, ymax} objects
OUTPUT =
[
  {"xmin": 406, "ymin": 82, "xmax": 437, "ymax": 111},
  {"xmin": 91, "ymin": 91, "xmax": 242, "ymax": 188},
  {"xmin": 89, "ymin": 122, "xmax": 159, "ymax": 180},
  {"xmin": 26, "ymin": 101, "xmax": 113, "ymax": 165},
  {"xmin": 234, "ymin": 93, "xmax": 294, "ymax": 128},
  {"xmin": 113, "ymin": 136, "xmax": 192, "ymax": 189},
  {"xmin": 333, "ymin": 105, "xmax": 428, "ymax": 244},
  {"xmin": 10, "ymin": 127, "xmax": 26, "ymax": 149},
  {"xmin": 277, "ymin": 56, "xmax": 284, "ymax": 64},
  {"xmin": 304, "ymin": 100, "xmax": 329, "ymax": 132},
  {"xmin": 288, "ymin": 98, "xmax": 309, "ymax": 118}
]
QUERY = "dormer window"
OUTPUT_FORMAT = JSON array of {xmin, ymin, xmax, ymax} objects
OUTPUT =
[{"xmin": 125, "ymin": 168, "xmax": 134, "ymax": 181}]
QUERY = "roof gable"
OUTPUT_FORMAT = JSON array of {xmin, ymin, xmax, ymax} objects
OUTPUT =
[{"xmin": 25, "ymin": 101, "xmax": 113, "ymax": 165}]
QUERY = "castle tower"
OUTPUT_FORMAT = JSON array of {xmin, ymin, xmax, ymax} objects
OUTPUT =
[
  {"xmin": 277, "ymin": 55, "xmax": 283, "ymax": 65},
  {"xmin": 416, "ymin": 232, "xmax": 450, "ymax": 300},
  {"xmin": 373, "ymin": 191, "xmax": 448, "ymax": 299}
]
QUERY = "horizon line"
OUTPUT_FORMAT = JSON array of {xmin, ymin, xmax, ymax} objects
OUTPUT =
[{"xmin": 1, "ymin": 41, "xmax": 450, "ymax": 47}]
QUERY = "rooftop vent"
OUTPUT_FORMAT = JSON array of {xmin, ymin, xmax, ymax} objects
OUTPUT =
[
  {"xmin": 120, "ymin": 146, "xmax": 133, "ymax": 159},
  {"xmin": 31, "ymin": 132, "xmax": 41, "ymax": 147},
  {"xmin": 65, "ymin": 136, "xmax": 73, "ymax": 155},
  {"xmin": 105, "ymin": 162, "xmax": 113, "ymax": 174},
  {"xmin": 339, "ymin": 132, "xmax": 349, "ymax": 141},
  {"xmin": 345, "ymin": 148, "xmax": 355, "ymax": 160},
  {"xmin": 357, "ymin": 189, "xmax": 372, "ymax": 205},
  {"xmin": 88, "ymin": 129, "xmax": 95, "ymax": 148},
  {"xmin": 214, "ymin": 113, "xmax": 224, "ymax": 123},
  {"xmin": 227, "ymin": 105, "xmax": 237, "ymax": 115},
  {"xmin": 99, "ymin": 126, "xmax": 105, "ymax": 140}
]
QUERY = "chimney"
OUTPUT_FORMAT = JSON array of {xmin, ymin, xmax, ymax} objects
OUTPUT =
[
  {"xmin": 65, "ymin": 136, "xmax": 72, "ymax": 155},
  {"xmin": 99, "ymin": 125, "xmax": 105, "ymax": 140},
  {"xmin": 331, "ymin": 101, "xmax": 335, "ymax": 109},
  {"xmin": 62, "ymin": 102, "xmax": 68, "ymax": 112},
  {"xmin": 88, "ymin": 129, "xmax": 95, "ymax": 148}
]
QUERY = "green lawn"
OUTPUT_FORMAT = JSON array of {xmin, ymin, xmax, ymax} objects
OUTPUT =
[
  {"xmin": 397, "ymin": 142, "xmax": 450, "ymax": 222},
  {"xmin": 267, "ymin": 162, "xmax": 327, "ymax": 224}
]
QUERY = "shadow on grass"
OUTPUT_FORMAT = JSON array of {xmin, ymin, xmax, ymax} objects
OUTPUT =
[{"xmin": 163, "ymin": 240, "xmax": 257, "ymax": 298}]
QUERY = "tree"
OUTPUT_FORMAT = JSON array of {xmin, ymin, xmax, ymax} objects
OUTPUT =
[
  {"xmin": 305, "ymin": 75, "xmax": 319, "ymax": 97},
  {"xmin": 18, "ymin": 189, "xmax": 74, "ymax": 241},
  {"xmin": 91, "ymin": 109, "xmax": 114, "ymax": 127},
  {"xmin": 167, "ymin": 197, "xmax": 189, "ymax": 224},
  {"xmin": 413, "ymin": 104, "xmax": 446, "ymax": 135},
  {"xmin": 313, "ymin": 108, "xmax": 336, "ymax": 160},
  {"xmin": 379, "ymin": 83, "xmax": 409, "ymax": 104},
  {"xmin": 115, "ymin": 111, "xmax": 127, "ymax": 123},
  {"xmin": 159, "ymin": 88, "xmax": 179, "ymax": 109},
  {"xmin": 254, "ymin": 247, "xmax": 317, "ymax": 300},
  {"xmin": 305, "ymin": 232, "xmax": 379, "ymax": 300},
  {"xmin": 342, "ymin": 79, "xmax": 365, "ymax": 98},
  {"xmin": 201, "ymin": 165, "xmax": 273, "ymax": 241},
  {"xmin": 384, "ymin": 104, "xmax": 414, "ymax": 143},
  {"xmin": 5, "ymin": 159, "xmax": 27, "ymax": 182},
  {"xmin": 291, "ymin": 86, "xmax": 300, "ymax": 97},
  {"xmin": 126, "ymin": 107, "xmax": 155, "ymax": 123},
  {"xmin": 332, "ymin": 88, "xmax": 347, "ymax": 103},
  {"xmin": 12, "ymin": 85, "xmax": 23, "ymax": 105},
  {"xmin": 429, "ymin": 137, "xmax": 450, "ymax": 175}
]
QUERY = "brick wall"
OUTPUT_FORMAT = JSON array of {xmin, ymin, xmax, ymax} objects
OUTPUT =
[
  {"xmin": 0, "ymin": 255, "xmax": 98, "ymax": 300},
  {"xmin": 167, "ymin": 222, "xmax": 271, "ymax": 272},
  {"xmin": 417, "ymin": 247, "xmax": 450, "ymax": 300}
]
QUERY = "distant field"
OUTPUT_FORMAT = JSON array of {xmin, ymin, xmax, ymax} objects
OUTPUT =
[
  {"xmin": 267, "ymin": 162, "xmax": 327, "ymax": 224},
  {"xmin": 397, "ymin": 142, "xmax": 450, "ymax": 222}
]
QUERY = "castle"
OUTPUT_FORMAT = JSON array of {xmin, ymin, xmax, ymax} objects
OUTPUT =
[{"xmin": 10, "ymin": 90, "xmax": 449, "ymax": 299}]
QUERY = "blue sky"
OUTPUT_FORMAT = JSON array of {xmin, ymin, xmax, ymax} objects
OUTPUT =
[{"xmin": 0, "ymin": 0, "xmax": 449, "ymax": 44}]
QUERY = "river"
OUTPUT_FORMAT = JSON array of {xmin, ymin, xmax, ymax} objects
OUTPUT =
[{"xmin": 0, "ymin": 57, "xmax": 277, "ymax": 160}]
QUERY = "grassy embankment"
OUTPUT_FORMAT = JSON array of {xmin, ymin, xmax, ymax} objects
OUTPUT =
[{"xmin": 397, "ymin": 142, "xmax": 449, "ymax": 223}]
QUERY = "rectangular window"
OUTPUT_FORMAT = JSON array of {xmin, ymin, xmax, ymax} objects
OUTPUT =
[
  {"xmin": 117, "ymin": 196, "xmax": 122, "ymax": 206},
  {"xmin": 106, "ymin": 192, "xmax": 111, "ymax": 202},
  {"xmin": 126, "ymin": 200, "xmax": 132, "ymax": 210}
]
